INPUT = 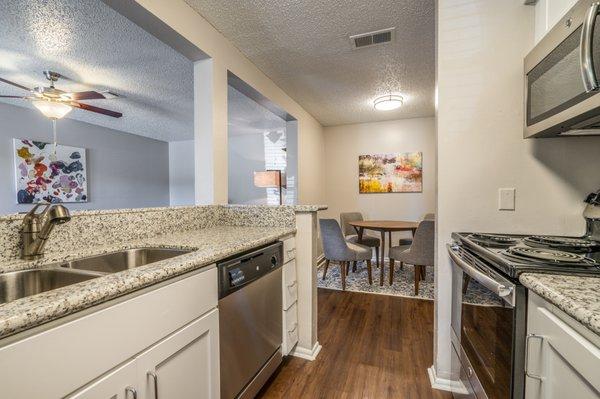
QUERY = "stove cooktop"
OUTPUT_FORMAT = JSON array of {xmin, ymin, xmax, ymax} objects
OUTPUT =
[{"xmin": 452, "ymin": 232, "xmax": 600, "ymax": 278}]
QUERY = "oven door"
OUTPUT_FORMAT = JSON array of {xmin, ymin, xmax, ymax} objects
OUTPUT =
[
  {"xmin": 448, "ymin": 244, "xmax": 526, "ymax": 399},
  {"xmin": 524, "ymin": 0, "xmax": 600, "ymax": 138}
]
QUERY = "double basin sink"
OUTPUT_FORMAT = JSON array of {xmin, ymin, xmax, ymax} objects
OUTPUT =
[{"xmin": 0, "ymin": 248, "xmax": 191, "ymax": 305}]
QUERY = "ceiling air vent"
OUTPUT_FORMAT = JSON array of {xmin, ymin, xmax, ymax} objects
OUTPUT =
[{"xmin": 350, "ymin": 27, "xmax": 395, "ymax": 49}]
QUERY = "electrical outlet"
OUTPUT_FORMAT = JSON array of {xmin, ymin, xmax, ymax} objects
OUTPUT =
[{"xmin": 498, "ymin": 188, "xmax": 516, "ymax": 211}]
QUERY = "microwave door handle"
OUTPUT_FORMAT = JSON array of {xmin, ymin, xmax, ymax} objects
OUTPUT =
[
  {"xmin": 446, "ymin": 244, "xmax": 514, "ymax": 302},
  {"xmin": 581, "ymin": 2, "xmax": 600, "ymax": 92}
]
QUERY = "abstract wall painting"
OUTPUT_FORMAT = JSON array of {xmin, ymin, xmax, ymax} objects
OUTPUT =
[
  {"xmin": 358, "ymin": 152, "xmax": 423, "ymax": 193},
  {"xmin": 13, "ymin": 139, "xmax": 88, "ymax": 204}
]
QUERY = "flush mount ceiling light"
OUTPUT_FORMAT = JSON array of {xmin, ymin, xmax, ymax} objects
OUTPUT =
[
  {"xmin": 374, "ymin": 94, "xmax": 403, "ymax": 111},
  {"xmin": 31, "ymin": 99, "xmax": 72, "ymax": 119}
]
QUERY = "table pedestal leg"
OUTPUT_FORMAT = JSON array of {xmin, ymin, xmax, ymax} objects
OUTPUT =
[{"xmin": 380, "ymin": 230, "xmax": 385, "ymax": 286}]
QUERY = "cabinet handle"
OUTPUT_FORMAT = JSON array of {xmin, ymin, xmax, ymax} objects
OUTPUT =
[
  {"xmin": 125, "ymin": 387, "xmax": 137, "ymax": 399},
  {"xmin": 525, "ymin": 333, "xmax": 544, "ymax": 381},
  {"xmin": 288, "ymin": 322, "xmax": 298, "ymax": 334},
  {"xmin": 287, "ymin": 281, "xmax": 297, "ymax": 290},
  {"xmin": 147, "ymin": 371, "xmax": 159, "ymax": 399},
  {"xmin": 286, "ymin": 248, "xmax": 295, "ymax": 257}
]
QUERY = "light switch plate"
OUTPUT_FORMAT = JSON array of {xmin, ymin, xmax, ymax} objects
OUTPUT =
[{"xmin": 498, "ymin": 188, "xmax": 516, "ymax": 211}]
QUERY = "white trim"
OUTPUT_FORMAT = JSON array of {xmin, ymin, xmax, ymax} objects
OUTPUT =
[
  {"xmin": 427, "ymin": 365, "xmax": 467, "ymax": 394},
  {"xmin": 290, "ymin": 341, "xmax": 322, "ymax": 361}
]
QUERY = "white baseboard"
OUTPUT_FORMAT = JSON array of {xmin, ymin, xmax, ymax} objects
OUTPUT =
[
  {"xmin": 427, "ymin": 365, "xmax": 467, "ymax": 394},
  {"xmin": 290, "ymin": 341, "xmax": 322, "ymax": 361}
]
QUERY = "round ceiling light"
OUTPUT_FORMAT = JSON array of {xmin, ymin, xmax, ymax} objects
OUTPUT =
[{"xmin": 374, "ymin": 94, "xmax": 403, "ymax": 111}]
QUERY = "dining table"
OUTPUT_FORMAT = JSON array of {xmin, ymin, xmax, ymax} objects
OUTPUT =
[{"xmin": 348, "ymin": 220, "xmax": 419, "ymax": 285}]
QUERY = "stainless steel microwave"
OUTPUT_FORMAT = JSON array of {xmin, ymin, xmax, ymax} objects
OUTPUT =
[{"xmin": 525, "ymin": 0, "xmax": 600, "ymax": 138}]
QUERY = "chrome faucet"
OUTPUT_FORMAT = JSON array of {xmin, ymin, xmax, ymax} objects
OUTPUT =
[{"xmin": 21, "ymin": 203, "xmax": 71, "ymax": 260}]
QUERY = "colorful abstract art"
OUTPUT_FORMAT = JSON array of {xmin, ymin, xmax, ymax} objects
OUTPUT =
[
  {"xmin": 13, "ymin": 139, "xmax": 88, "ymax": 204},
  {"xmin": 358, "ymin": 152, "xmax": 422, "ymax": 193}
]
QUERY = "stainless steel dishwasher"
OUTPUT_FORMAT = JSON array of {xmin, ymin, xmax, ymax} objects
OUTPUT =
[{"xmin": 218, "ymin": 242, "xmax": 283, "ymax": 399}]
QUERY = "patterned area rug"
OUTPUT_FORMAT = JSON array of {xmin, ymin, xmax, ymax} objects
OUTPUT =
[{"xmin": 317, "ymin": 260, "xmax": 500, "ymax": 305}]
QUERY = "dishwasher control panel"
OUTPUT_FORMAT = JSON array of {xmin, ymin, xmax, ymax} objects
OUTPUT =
[{"xmin": 217, "ymin": 241, "xmax": 283, "ymax": 298}]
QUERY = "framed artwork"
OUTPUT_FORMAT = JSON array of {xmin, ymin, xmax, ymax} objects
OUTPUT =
[
  {"xmin": 13, "ymin": 139, "xmax": 88, "ymax": 204},
  {"xmin": 358, "ymin": 152, "xmax": 422, "ymax": 193}
]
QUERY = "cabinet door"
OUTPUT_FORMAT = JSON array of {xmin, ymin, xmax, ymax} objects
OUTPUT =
[
  {"xmin": 66, "ymin": 360, "xmax": 137, "ymax": 399},
  {"xmin": 136, "ymin": 309, "xmax": 219, "ymax": 399}
]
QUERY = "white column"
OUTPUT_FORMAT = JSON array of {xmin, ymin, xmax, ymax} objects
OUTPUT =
[
  {"xmin": 291, "ymin": 211, "xmax": 321, "ymax": 360},
  {"xmin": 194, "ymin": 59, "xmax": 228, "ymax": 204}
]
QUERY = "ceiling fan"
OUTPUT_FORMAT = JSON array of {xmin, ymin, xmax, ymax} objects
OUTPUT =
[{"xmin": 0, "ymin": 70, "xmax": 122, "ymax": 119}]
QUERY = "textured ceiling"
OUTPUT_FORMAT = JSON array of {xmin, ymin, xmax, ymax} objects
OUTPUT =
[
  {"xmin": 184, "ymin": 0, "xmax": 435, "ymax": 126},
  {"xmin": 0, "ymin": 0, "xmax": 194, "ymax": 142}
]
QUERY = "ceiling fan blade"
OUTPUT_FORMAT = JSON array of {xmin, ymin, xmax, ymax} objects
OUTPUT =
[
  {"xmin": 0, "ymin": 77, "xmax": 31, "ymax": 92},
  {"xmin": 0, "ymin": 95, "xmax": 27, "ymax": 98},
  {"xmin": 71, "ymin": 102, "xmax": 122, "ymax": 118},
  {"xmin": 66, "ymin": 91, "xmax": 108, "ymax": 100}
]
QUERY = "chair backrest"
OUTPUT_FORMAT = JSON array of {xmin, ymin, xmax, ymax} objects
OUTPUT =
[
  {"xmin": 320, "ymin": 219, "xmax": 352, "ymax": 261},
  {"xmin": 423, "ymin": 213, "xmax": 435, "ymax": 221},
  {"xmin": 339, "ymin": 212, "xmax": 363, "ymax": 236},
  {"xmin": 410, "ymin": 220, "xmax": 435, "ymax": 266}
]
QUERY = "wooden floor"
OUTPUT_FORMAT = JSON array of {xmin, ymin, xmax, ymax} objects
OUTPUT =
[{"xmin": 257, "ymin": 289, "xmax": 452, "ymax": 399}]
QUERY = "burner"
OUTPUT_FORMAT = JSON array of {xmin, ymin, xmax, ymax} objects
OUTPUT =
[
  {"xmin": 524, "ymin": 236, "xmax": 600, "ymax": 252},
  {"xmin": 468, "ymin": 233, "xmax": 518, "ymax": 247},
  {"xmin": 504, "ymin": 246, "xmax": 597, "ymax": 265}
]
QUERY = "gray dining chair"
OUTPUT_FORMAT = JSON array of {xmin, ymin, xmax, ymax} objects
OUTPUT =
[
  {"xmin": 320, "ymin": 219, "xmax": 373, "ymax": 290},
  {"xmin": 397, "ymin": 212, "xmax": 435, "ymax": 246},
  {"xmin": 388, "ymin": 219, "xmax": 435, "ymax": 294},
  {"xmin": 340, "ymin": 212, "xmax": 380, "ymax": 270}
]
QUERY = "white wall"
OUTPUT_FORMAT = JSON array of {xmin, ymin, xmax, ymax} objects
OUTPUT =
[
  {"xmin": 169, "ymin": 140, "xmax": 195, "ymax": 206},
  {"xmin": 0, "ymin": 102, "xmax": 170, "ymax": 214},
  {"xmin": 436, "ymin": 0, "xmax": 600, "ymax": 380},
  {"xmin": 133, "ymin": 0, "xmax": 325, "ymax": 206},
  {"xmin": 322, "ymin": 118, "xmax": 436, "ymax": 246}
]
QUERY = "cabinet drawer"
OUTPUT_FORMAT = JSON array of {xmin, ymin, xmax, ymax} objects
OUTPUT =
[
  {"xmin": 283, "ymin": 237, "xmax": 296, "ymax": 264},
  {"xmin": 282, "ymin": 301, "xmax": 298, "ymax": 355},
  {"xmin": 282, "ymin": 260, "xmax": 298, "ymax": 310},
  {"xmin": 0, "ymin": 267, "xmax": 217, "ymax": 399}
]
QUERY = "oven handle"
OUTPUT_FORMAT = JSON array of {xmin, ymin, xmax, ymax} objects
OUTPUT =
[
  {"xmin": 581, "ymin": 2, "xmax": 600, "ymax": 92},
  {"xmin": 447, "ymin": 244, "xmax": 514, "ymax": 299}
]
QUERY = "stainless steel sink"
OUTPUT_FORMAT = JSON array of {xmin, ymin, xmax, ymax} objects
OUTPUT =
[
  {"xmin": 0, "ymin": 269, "xmax": 100, "ymax": 305},
  {"xmin": 59, "ymin": 247, "xmax": 192, "ymax": 274}
]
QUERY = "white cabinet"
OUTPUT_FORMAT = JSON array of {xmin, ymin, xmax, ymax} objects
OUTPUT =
[
  {"xmin": 533, "ymin": 0, "xmax": 578, "ymax": 44},
  {"xmin": 281, "ymin": 237, "xmax": 299, "ymax": 356},
  {"xmin": 137, "ymin": 309, "xmax": 219, "ymax": 399},
  {"xmin": 0, "ymin": 268, "xmax": 219, "ymax": 399},
  {"xmin": 525, "ymin": 292, "xmax": 600, "ymax": 399}
]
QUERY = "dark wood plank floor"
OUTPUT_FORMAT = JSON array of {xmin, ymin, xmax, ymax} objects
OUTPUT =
[{"xmin": 257, "ymin": 289, "xmax": 452, "ymax": 399}]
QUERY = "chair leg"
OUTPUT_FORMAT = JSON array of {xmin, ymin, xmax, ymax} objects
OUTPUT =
[
  {"xmin": 346, "ymin": 262, "xmax": 350, "ymax": 274},
  {"xmin": 366, "ymin": 260, "xmax": 372, "ymax": 285},
  {"xmin": 322, "ymin": 259, "xmax": 330, "ymax": 280},
  {"xmin": 400, "ymin": 261, "xmax": 404, "ymax": 270},
  {"xmin": 414, "ymin": 265, "xmax": 421, "ymax": 295},
  {"xmin": 374, "ymin": 246, "xmax": 379, "ymax": 268},
  {"xmin": 389, "ymin": 258, "xmax": 395, "ymax": 285},
  {"xmin": 420, "ymin": 266, "xmax": 426, "ymax": 281},
  {"xmin": 340, "ymin": 261, "xmax": 347, "ymax": 291},
  {"xmin": 352, "ymin": 261, "xmax": 357, "ymax": 273}
]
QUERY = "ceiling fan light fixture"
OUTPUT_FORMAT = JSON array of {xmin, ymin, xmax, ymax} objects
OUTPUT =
[
  {"xmin": 31, "ymin": 99, "xmax": 72, "ymax": 119},
  {"xmin": 374, "ymin": 94, "xmax": 403, "ymax": 111}
]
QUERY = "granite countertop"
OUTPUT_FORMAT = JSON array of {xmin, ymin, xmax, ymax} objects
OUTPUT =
[
  {"xmin": 0, "ymin": 225, "xmax": 295, "ymax": 340},
  {"xmin": 520, "ymin": 273, "xmax": 600, "ymax": 336}
]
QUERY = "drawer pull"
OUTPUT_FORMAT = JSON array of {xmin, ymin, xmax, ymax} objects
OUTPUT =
[
  {"xmin": 525, "ymin": 333, "xmax": 544, "ymax": 381},
  {"xmin": 125, "ymin": 387, "xmax": 138, "ymax": 399},
  {"xmin": 287, "ymin": 281, "xmax": 297, "ymax": 290},
  {"xmin": 147, "ymin": 371, "xmax": 159, "ymax": 399},
  {"xmin": 288, "ymin": 323, "xmax": 298, "ymax": 334},
  {"xmin": 286, "ymin": 248, "xmax": 296, "ymax": 257}
]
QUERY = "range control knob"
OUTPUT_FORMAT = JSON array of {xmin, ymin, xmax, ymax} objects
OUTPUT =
[{"xmin": 270, "ymin": 255, "xmax": 278, "ymax": 268}]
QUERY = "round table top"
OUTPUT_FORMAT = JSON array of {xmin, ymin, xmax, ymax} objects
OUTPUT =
[{"xmin": 348, "ymin": 220, "xmax": 419, "ymax": 231}]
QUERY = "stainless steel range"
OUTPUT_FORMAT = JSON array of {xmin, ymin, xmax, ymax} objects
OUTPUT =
[{"xmin": 448, "ymin": 189, "xmax": 600, "ymax": 399}]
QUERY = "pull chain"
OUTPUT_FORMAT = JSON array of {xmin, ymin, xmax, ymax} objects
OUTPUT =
[{"xmin": 52, "ymin": 119, "xmax": 57, "ymax": 158}]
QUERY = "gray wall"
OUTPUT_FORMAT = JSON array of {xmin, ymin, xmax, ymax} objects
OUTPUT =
[
  {"xmin": 0, "ymin": 102, "xmax": 170, "ymax": 214},
  {"xmin": 169, "ymin": 140, "xmax": 195, "ymax": 206}
]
